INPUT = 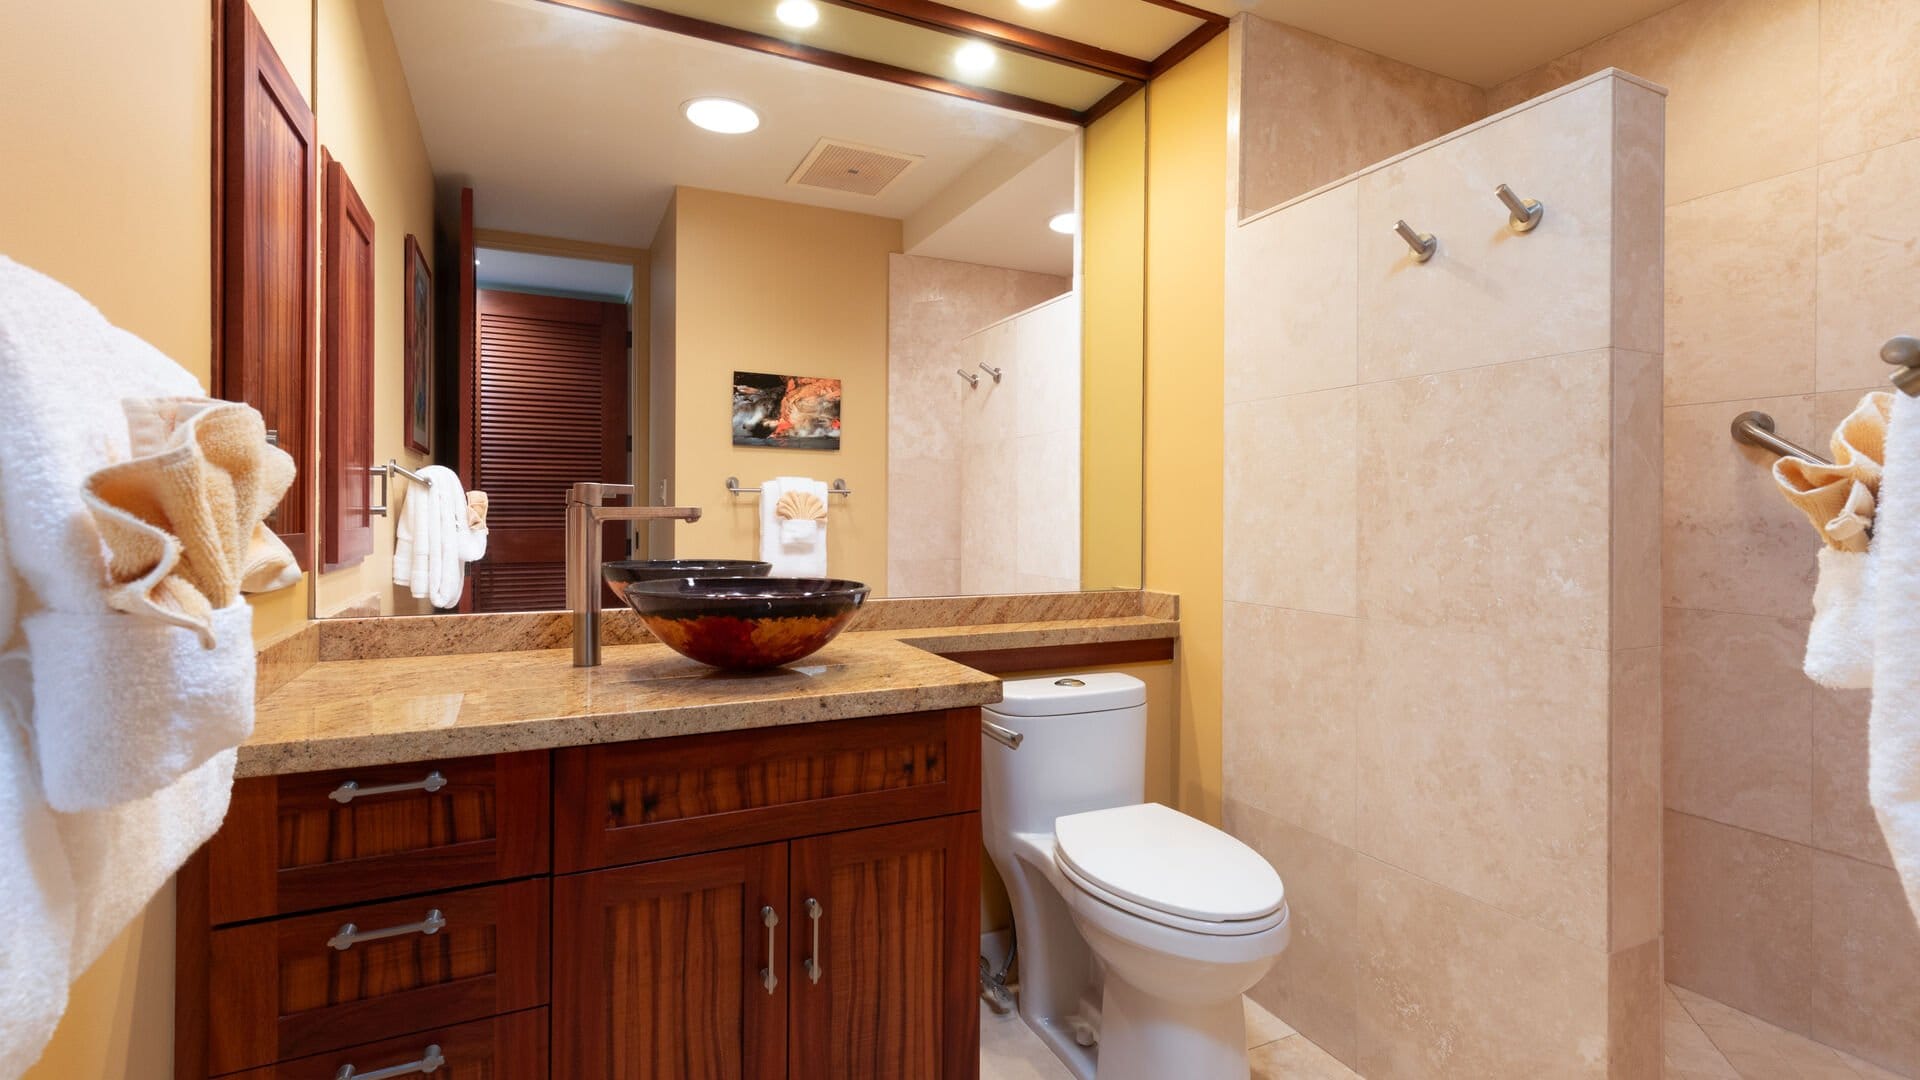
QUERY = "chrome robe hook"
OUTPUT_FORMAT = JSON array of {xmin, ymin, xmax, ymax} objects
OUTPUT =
[
  {"xmin": 956, "ymin": 368, "xmax": 979, "ymax": 387},
  {"xmin": 1393, "ymin": 220, "xmax": 1436, "ymax": 262},
  {"xmin": 1495, "ymin": 184, "xmax": 1544, "ymax": 232}
]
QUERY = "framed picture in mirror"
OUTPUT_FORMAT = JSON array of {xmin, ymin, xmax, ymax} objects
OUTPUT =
[{"xmin": 403, "ymin": 234, "xmax": 433, "ymax": 455}]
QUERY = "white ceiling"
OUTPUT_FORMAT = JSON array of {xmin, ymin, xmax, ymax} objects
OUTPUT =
[
  {"xmin": 383, "ymin": 0, "xmax": 1076, "ymax": 251},
  {"xmin": 907, "ymin": 135, "xmax": 1076, "ymax": 276},
  {"xmin": 476, "ymin": 248, "xmax": 634, "ymax": 299}
]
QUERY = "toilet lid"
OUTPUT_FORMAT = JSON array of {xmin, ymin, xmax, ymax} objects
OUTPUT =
[{"xmin": 1053, "ymin": 803, "xmax": 1284, "ymax": 924}]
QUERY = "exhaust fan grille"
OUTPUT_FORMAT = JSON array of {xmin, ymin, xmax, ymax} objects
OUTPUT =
[{"xmin": 788, "ymin": 138, "xmax": 922, "ymax": 197}]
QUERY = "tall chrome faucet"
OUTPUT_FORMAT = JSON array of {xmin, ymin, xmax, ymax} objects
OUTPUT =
[{"xmin": 565, "ymin": 482, "xmax": 701, "ymax": 667}]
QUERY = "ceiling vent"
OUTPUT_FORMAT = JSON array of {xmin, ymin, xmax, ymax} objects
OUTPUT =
[{"xmin": 787, "ymin": 138, "xmax": 922, "ymax": 197}]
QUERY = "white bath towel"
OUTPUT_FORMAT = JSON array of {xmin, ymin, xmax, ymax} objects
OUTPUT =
[
  {"xmin": 1807, "ymin": 547, "xmax": 1877, "ymax": 689},
  {"xmin": 0, "ymin": 255, "xmax": 253, "ymax": 1070},
  {"xmin": 1871, "ymin": 389, "xmax": 1920, "ymax": 924},
  {"xmin": 760, "ymin": 477, "xmax": 829, "ymax": 577},
  {"xmin": 392, "ymin": 464, "xmax": 486, "ymax": 609}
]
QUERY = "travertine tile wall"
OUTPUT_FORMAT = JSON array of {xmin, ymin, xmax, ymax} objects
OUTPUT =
[
  {"xmin": 885, "ymin": 254, "xmax": 1068, "ymax": 595},
  {"xmin": 1223, "ymin": 53, "xmax": 1666, "ymax": 1078},
  {"xmin": 957, "ymin": 292, "xmax": 1082, "ymax": 594},
  {"xmin": 1491, "ymin": 2, "xmax": 1920, "ymax": 1075}
]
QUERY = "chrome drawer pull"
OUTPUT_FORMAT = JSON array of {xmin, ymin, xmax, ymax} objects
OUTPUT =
[
  {"xmin": 334, "ymin": 1044, "xmax": 445, "ymax": 1080},
  {"xmin": 760, "ymin": 905, "xmax": 779, "ymax": 994},
  {"xmin": 329, "ymin": 770, "xmax": 447, "ymax": 805},
  {"xmin": 803, "ymin": 897, "xmax": 823, "ymax": 984},
  {"xmin": 327, "ymin": 908, "xmax": 446, "ymax": 951}
]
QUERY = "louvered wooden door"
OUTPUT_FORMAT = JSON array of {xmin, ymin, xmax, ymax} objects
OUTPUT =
[{"xmin": 470, "ymin": 290, "xmax": 628, "ymax": 612}]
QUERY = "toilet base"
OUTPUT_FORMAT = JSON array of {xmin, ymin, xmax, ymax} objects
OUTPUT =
[{"xmin": 1093, "ymin": 975, "xmax": 1250, "ymax": 1080}]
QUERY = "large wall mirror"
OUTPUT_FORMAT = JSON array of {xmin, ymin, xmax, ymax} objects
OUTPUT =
[{"xmin": 216, "ymin": 0, "xmax": 1207, "ymax": 617}]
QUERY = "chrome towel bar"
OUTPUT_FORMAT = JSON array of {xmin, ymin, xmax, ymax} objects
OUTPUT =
[
  {"xmin": 369, "ymin": 459, "xmax": 432, "ymax": 517},
  {"xmin": 725, "ymin": 477, "xmax": 853, "ymax": 496},
  {"xmin": 1730, "ymin": 411, "xmax": 1830, "ymax": 465}
]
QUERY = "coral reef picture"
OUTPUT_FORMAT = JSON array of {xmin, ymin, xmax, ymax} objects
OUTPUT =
[{"xmin": 732, "ymin": 371, "xmax": 841, "ymax": 450}]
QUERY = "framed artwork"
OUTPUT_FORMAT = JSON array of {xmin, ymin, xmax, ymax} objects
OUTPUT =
[
  {"xmin": 731, "ymin": 370, "xmax": 841, "ymax": 450},
  {"xmin": 403, "ymin": 234, "xmax": 433, "ymax": 455}
]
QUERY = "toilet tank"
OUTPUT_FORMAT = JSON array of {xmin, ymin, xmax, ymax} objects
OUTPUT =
[{"xmin": 981, "ymin": 673, "xmax": 1148, "ymax": 840}]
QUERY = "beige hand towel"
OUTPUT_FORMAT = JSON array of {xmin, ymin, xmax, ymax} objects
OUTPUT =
[
  {"xmin": 1773, "ymin": 392, "xmax": 1893, "ymax": 551},
  {"xmin": 467, "ymin": 489, "xmax": 489, "ymax": 531},
  {"xmin": 80, "ymin": 397, "xmax": 296, "ymax": 647}
]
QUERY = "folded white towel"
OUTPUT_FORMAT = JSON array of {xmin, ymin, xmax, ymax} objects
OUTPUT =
[
  {"xmin": 1870, "ymin": 390, "xmax": 1920, "ymax": 923},
  {"xmin": 392, "ymin": 465, "xmax": 486, "ymax": 609},
  {"xmin": 1806, "ymin": 546, "xmax": 1876, "ymax": 689},
  {"xmin": 759, "ymin": 476, "xmax": 828, "ymax": 577},
  {"xmin": 0, "ymin": 254, "xmax": 252, "ymax": 1067}
]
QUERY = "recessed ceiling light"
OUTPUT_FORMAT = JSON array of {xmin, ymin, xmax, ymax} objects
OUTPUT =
[
  {"xmin": 955, "ymin": 41, "xmax": 996, "ymax": 75},
  {"xmin": 682, "ymin": 98, "xmax": 760, "ymax": 134},
  {"xmin": 775, "ymin": 0, "xmax": 819, "ymax": 28},
  {"xmin": 1017, "ymin": 0, "xmax": 1058, "ymax": 7},
  {"xmin": 1048, "ymin": 212, "xmax": 1078, "ymax": 235}
]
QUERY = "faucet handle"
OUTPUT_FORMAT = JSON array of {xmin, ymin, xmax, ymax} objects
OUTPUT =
[{"xmin": 567, "ymin": 481, "xmax": 638, "ymax": 506}]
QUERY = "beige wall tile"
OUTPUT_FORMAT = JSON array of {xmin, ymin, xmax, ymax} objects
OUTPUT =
[
  {"xmin": 886, "ymin": 558, "xmax": 958, "ymax": 597},
  {"xmin": 1357, "ymin": 80, "xmax": 1616, "ymax": 382},
  {"xmin": 1354, "ymin": 856, "xmax": 1611, "ymax": 1079},
  {"xmin": 1663, "ymin": 170, "xmax": 1819, "ymax": 405},
  {"xmin": 1612, "ymin": 78, "xmax": 1668, "ymax": 357},
  {"xmin": 1356, "ymin": 620, "xmax": 1611, "ymax": 948},
  {"xmin": 1237, "ymin": 15, "xmax": 1484, "ymax": 219},
  {"xmin": 1223, "ymin": 603, "xmax": 1359, "ymax": 844},
  {"xmin": 1816, "ymin": 138, "xmax": 1920, "ymax": 391},
  {"xmin": 1613, "ymin": 349, "xmax": 1664, "ymax": 651},
  {"xmin": 1014, "ymin": 428, "xmax": 1080, "ymax": 585},
  {"xmin": 1819, "ymin": 0, "xmax": 1920, "ymax": 162},
  {"xmin": 1810, "ymin": 850, "xmax": 1920, "ymax": 1076},
  {"xmin": 888, "ymin": 452, "xmax": 960, "ymax": 563},
  {"xmin": 1487, "ymin": 0, "xmax": 1819, "ymax": 206},
  {"xmin": 1672, "ymin": 984, "xmax": 1872, "ymax": 1080},
  {"xmin": 1811, "ymin": 687, "xmax": 1894, "ymax": 867},
  {"xmin": 1227, "ymin": 183, "xmax": 1359, "ymax": 402},
  {"xmin": 1666, "ymin": 985, "xmax": 1742, "ymax": 1077},
  {"xmin": 1225, "ymin": 798, "xmax": 1361, "ymax": 1067},
  {"xmin": 1225, "ymin": 388, "xmax": 1358, "ymax": 615},
  {"xmin": 1663, "ymin": 606, "xmax": 1815, "ymax": 843},
  {"xmin": 1612, "ymin": 646, "xmax": 1663, "ymax": 951},
  {"xmin": 1609, "ymin": 937, "xmax": 1664, "ymax": 1079},
  {"xmin": 1663, "ymin": 395, "xmax": 1821, "ymax": 617},
  {"xmin": 1665, "ymin": 810, "xmax": 1813, "ymax": 1032},
  {"xmin": 1358, "ymin": 351, "xmax": 1612, "ymax": 649}
]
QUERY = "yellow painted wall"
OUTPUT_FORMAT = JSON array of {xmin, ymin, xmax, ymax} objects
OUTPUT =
[
  {"xmin": 311, "ymin": 0, "xmax": 437, "ymax": 616},
  {"xmin": 1143, "ymin": 38, "xmax": 1230, "ymax": 825},
  {"xmin": 663, "ymin": 188, "xmax": 900, "ymax": 588},
  {"xmin": 1080, "ymin": 92, "xmax": 1148, "ymax": 591}
]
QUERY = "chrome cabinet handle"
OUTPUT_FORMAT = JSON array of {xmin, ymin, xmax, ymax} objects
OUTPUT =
[
  {"xmin": 329, "ymin": 770, "xmax": 447, "ymax": 804},
  {"xmin": 327, "ymin": 908, "xmax": 446, "ymax": 952},
  {"xmin": 760, "ymin": 905, "xmax": 780, "ymax": 994},
  {"xmin": 334, "ymin": 1044, "xmax": 445, "ymax": 1080},
  {"xmin": 803, "ymin": 898, "xmax": 823, "ymax": 984}
]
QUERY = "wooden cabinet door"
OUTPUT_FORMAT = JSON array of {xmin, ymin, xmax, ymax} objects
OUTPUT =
[
  {"xmin": 321, "ymin": 155, "xmax": 375, "ymax": 570},
  {"xmin": 555, "ymin": 844, "xmax": 788, "ymax": 1080},
  {"xmin": 789, "ymin": 815, "xmax": 980, "ymax": 1080},
  {"xmin": 220, "ymin": 0, "xmax": 314, "ymax": 568}
]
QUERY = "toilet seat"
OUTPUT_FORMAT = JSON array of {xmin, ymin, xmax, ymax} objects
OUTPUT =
[{"xmin": 1053, "ymin": 802, "xmax": 1285, "ymax": 937}]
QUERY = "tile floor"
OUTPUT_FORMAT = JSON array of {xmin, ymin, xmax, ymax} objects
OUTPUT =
[
  {"xmin": 980, "ymin": 996, "xmax": 1358, "ymax": 1080},
  {"xmin": 981, "ymin": 985, "xmax": 1912, "ymax": 1080}
]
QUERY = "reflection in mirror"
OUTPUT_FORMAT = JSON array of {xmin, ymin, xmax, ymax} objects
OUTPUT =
[{"xmin": 300, "ymin": 0, "xmax": 1150, "ymax": 616}]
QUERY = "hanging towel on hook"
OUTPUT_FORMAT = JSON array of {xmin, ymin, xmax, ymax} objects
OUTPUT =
[
  {"xmin": 1869, "ymin": 389, "xmax": 1920, "ymax": 924},
  {"xmin": 1774, "ymin": 392, "xmax": 1893, "ymax": 688}
]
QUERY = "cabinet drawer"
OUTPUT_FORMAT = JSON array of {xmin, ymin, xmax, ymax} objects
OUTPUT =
[
  {"xmin": 208, "ymin": 752, "xmax": 550, "ymax": 923},
  {"xmin": 206, "ymin": 880, "xmax": 549, "ymax": 1075},
  {"xmin": 555, "ymin": 709, "xmax": 981, "ymax": 872},
  {"xmin": 220, "ymin": 1008, "xmax": 548, "ymax": 1080}
]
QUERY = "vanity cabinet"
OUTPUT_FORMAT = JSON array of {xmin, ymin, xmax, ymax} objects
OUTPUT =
[{"xmin": 178, "ymin": 709, "xmax": 981, "ymax": 1079}]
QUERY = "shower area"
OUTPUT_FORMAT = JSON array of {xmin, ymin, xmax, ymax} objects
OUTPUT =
[
  {"xmin": 1221, "ymin": 6, "xmax": 1920, "ymax": 1078},
  {"xmin": 887, "ymin": 253, "xmax": 1081, "ymax": 596}
]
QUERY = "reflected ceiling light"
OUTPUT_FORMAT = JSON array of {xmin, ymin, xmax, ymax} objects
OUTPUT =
[
  {"xmin": 682, "ymin": 97, "xmax": 760, "ymax": 134},
  {"xmin": 775, "ymin": 0, "xmax": 819, "ymax": 28},
  {"xmin": 1048, "ymin": 212, "xmax": 1078, "ymax": 235},
  {"xmin": 955, "ymin": 41, "xmax": 996, "ymax": 75},
  {"xmin": 1018, "ymin": 0, "xmax": 1058, "ymax": 7}
]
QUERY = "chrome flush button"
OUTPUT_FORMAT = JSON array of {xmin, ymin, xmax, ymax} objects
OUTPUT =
[{"xmin": 1054, "ymin": 678, "xmax": 1085, "ymax": 687}]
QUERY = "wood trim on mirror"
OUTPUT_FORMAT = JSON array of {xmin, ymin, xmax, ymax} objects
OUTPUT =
[{"xmin": 814, "ymin": 0, "xmax": 1152, "ymax": 83}]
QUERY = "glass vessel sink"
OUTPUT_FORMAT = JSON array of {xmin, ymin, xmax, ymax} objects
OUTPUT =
[
  {"xmin": 620, "ymin": 577, "xmax": 870, "ymax": 670},
  {"xmin": 601, "ymin": 558, "xmax": 772, "ymax": 603}
]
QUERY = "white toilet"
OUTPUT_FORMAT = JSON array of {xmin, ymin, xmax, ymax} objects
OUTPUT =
[{"xmin": 981, "ymin": 673, "xmax": 1290, "ymax": 1080}]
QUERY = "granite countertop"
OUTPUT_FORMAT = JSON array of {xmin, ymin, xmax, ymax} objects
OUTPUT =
[{"xmin": 242, "ymin": 612, "xmax": 1177, "ymax": 777}]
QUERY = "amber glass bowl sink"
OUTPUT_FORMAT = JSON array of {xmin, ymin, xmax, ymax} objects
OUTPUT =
[
  {"xmin": 620, "ymin": 577, "xmax": 870, "ymax": 670},
  {"xmin": 602, "ymin": 559, "xmax": 772, "ymax": 604}
]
